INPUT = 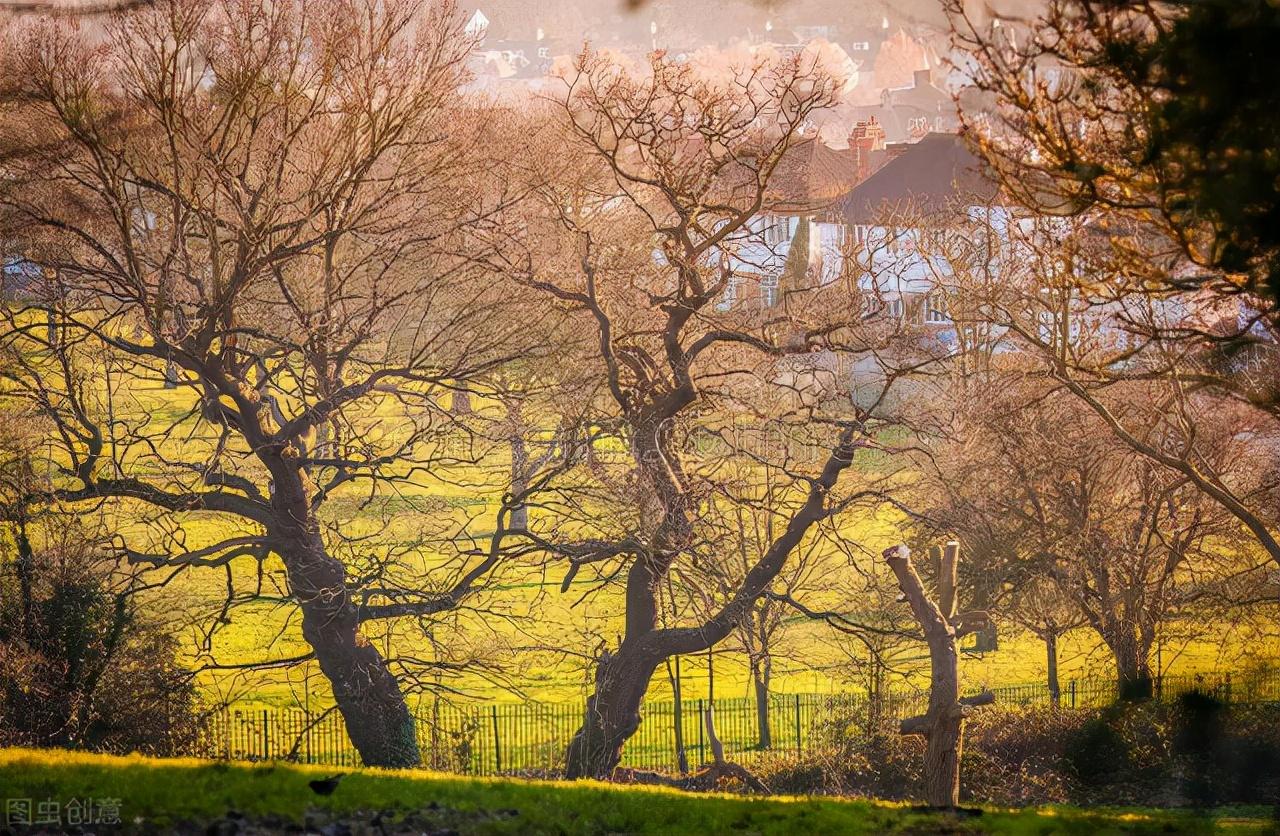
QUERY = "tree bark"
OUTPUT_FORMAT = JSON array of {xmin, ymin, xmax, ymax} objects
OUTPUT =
[
  {"xmin": 1109, "ymin": 629, "xmax": 1154, "ymax": 701},
  {"xmin": 753, "ymin": 654, "xmax": 772, "ymax": 750},
  {"xmin": 667, "ymin": 655, "xmax": 689, "ymax": 774},
  {"xmin": 564, "ymin": 647, "xmax": 661, "ymax": 779},
  {"xmin": 270, "ymin": 469, "xmax": 419, "ymax": 768},
  {"xmin": 1045, "ymin": 630, "xmax": 1061, "ymax": 708},
  {"xmin": 1117, "ymin": 660, "xmax": 1154, "ymax": 701},
  {"xmin": 508, "ymin": 401, "xmax": 529, "ymax": 531},
  {"xmin": 919, "ymin": 639, "xmax": 964, "ymax": 808}
]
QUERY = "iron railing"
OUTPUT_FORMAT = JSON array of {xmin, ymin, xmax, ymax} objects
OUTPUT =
[{"xmin": 191, "ymin": 668, "xmax": 1279, "ymax": 775}]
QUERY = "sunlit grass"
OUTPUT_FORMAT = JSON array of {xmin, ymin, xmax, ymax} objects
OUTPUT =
[
  {"xmin": 1, "ymin": 748, "xmax": 1272, "ymax": 834},
  {"xmin": 6, "ymin": 331, "xmax": 1276, "ymax": 712}
]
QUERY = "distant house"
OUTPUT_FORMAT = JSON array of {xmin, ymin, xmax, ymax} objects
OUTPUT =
[
  {"xmin": 720, "ymin": 132, "xmax": 881, "ymax": 310},
  {"xmin": 838, "ymin": 132, "xmax": 1001, "ymax": 341},
  {"xmin": 718, "ymin": 119, "xmax": 894, "ymax": 307},
  {"xmin": 1, "ymin": 257, "xmax": 49, "ymax": 304},
  {"xmin": 475, "ymin": 40, "xmax": 555, "ymax": 79},
  {"xmin": 846, "ymin": 67, "xmax": 958, "ymax": 144},
  {"xmin": 465, "ymin": 8, "xmax": 490, "ymax": 39},
  {"xmin": 464, "ymin": 3, "xmax": 573, "ymax": 85}
]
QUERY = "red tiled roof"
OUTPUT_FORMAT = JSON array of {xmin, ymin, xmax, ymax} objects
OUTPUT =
[
  {"xmin": 765, "ymin": 138, "xmax": 862, "ymax": 213},
  {"xmin": 838, "ymin": 132, "xmax": 999, "ymax": 224}
]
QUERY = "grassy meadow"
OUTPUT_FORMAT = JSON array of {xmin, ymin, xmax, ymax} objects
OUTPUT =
[
  {"xmin": 9, "ymin": 324, "xmax": 1279, "ymax": 716},
  {"xmin": 85, "ymin": 366, "xmax": 1280, "ymax": 711},
  {"xmin": 1, "ymin": 748, "xmax": 1275, "ymax": 834}
]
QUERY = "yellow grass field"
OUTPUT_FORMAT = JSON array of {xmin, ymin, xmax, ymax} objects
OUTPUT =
[{"xmin": 8, "ymin": 331, "xmax": 1279, "ymax": 716}]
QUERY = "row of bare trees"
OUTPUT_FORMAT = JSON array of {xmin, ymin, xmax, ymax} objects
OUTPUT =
[
  {"xmin": 1, "ymin": 0, "xmax": 1276, "ymax": 807},
  {"xmin": 0, "ymin": 0, "xmax": 921, "ymax": 777}
]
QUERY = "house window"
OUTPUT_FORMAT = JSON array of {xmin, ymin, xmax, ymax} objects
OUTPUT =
[
  {"xmin": 761, "ymin": 276, "xmax": 779, "ymax": 307},
  {"xmin": 924, "ymin": 293, "xmax": 948, "ymax": 324},
  {"xmin": 762, "ymin": 215, "xmax": 790, "ymax": 247},
  {"xmin": 852, "ymin": 41, "xmax": 870, "ymax": 51},
  {"xmin": 538, "ymin": 47, "xmax": 550, "ymax": 59},
  {"xmin": 886, "ymin": 296, "xmax": 903, "ymax": 318},
  {"xmin": 1038, "ymin": 310, "xmax": 1055, "ymax": 344}
]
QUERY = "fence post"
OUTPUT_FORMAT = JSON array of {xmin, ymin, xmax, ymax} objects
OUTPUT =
[
  {"xmin": 492, "ymin": 705, "xmax": 502, "ymax": 774},
  {"xmin": 262, "ymin": 709, "xmax": 270, "ymax": 760},
  {"xmin": 697, "ymin": 699, "xmax": 705, "ymax": 766},
  {"xmin": 1069, "ymin": 679, "xmax": 1076, "ymax": 709},
  {"xmin": 794, "ymin": 694, "xmax": 802, "ymax": 757}
]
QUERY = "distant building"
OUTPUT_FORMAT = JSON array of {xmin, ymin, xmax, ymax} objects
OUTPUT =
[
  {"xmin": 721, "ymin": 131, "xmax": 885, "ymax": 311},
  {"xmin": 1, "ymin": 257, "xmax": 49, "ymax": 304},
  {"xmin": 838, "ymin": 132, "xmax": 1001, "ymax": 341},
  {"xmin": 845, "ymin": 67, "xmax": 958, "ymax": 144},
  {"xmin": 463, "ymin": 2, "xmax": 576, "ymax": 86}
]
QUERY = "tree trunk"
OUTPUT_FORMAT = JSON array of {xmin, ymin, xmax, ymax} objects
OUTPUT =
[
  {"xmin": 564, "ymin": 647, "xmax": 661, "ymax": 779},
  {"xmin": 920, "ymin": 642, "xmax": 964, "ymax": 807},
  {"xmin": 508, "ymin": 403, "xmax": 528, "ymax": 531},
  {"xmin": 1045, "ymin": 630, "xmax": 1061, "ymax": 708},
  {"xmin": 972, "ymin": 621, "xmax": 999, "ymax": 652},
  {"xmin": 667, "ymin": 656, "xmax": 689, "ymax": 774},
  {"xmin": 1110, "ymin": 630, "xmax": 1154, "ymax": 701},
  {"xmin": 887, "ymin": 543, "xmax": 993, "ymax": 809},
  {"xmin": 269, "ymin": 467, "xmax": 419, "ymax": 767},
  {"xmin": 752, "ymin": 655, "xmax": 772, "ymax": 750},
  {"xmin": 969, "ymin": 579, "xmax": 999, "ymax": 652}
]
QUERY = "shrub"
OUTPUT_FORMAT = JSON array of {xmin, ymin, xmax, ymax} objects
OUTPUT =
[
  {"xmin": 753, "ymin": 697, "xmax": 1280, "ymax": 807},
  {"xmin": 0, "ymin": 520, "xmax": 202, "ymax": 755}
]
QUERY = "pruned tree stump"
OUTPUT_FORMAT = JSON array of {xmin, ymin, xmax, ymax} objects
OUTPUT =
[{"xmin": 884, "ymin": 542, "xmax": 995, "ymax": 808}]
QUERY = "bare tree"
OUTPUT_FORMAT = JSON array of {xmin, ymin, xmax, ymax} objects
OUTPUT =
[
  {"xmin": 0, "ymin": 0, "xmax": 536, "ymax": 766},
  {"xmin": 946, "ymin": 0, "xmax": 1280, "ymax": 578},
  {"xmin": 926, "ymin": 372, "xmax": 1264, "ymax": 699},
  {"xmin": 1007, "ymin": 576, "xmax": 1084, "ymax": 707},
  {"xmin": 485, "ymin": 45, "xmax": 928, "ymax": 780},
  {"xmin": 680, "ymin": 458, "xmax": 851, "ymax": 751}
]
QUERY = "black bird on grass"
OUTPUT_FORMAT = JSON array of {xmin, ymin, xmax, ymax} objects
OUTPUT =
[{"xmin": 309, "ymin": 773, "xmax": 345, "ymax": 796}]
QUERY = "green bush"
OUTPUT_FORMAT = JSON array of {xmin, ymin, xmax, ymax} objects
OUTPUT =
[{"xmin": 0, "ymin": 523, "xmax": 202, "ymax": 756}]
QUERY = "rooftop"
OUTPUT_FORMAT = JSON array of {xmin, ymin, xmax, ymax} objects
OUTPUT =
[
  {"xmin": 765, "ymin": 138, "xmax": 862, "ymax": 214},
  {"xmin": 838, "ymin": 132, "xmax": 999, "ymax": 224}
]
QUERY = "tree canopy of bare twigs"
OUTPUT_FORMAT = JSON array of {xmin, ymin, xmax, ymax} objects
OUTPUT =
[
  {"xmin": 0, "ymin": 0, "xmax": 544, "ymax": 766},
  {"xmin": 477, "ymin": 44, "xmax": 935, "ymax": 780}
]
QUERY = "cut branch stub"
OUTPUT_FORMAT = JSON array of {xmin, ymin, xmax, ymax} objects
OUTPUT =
[
  {"xmin": 940, "ymin": 540, "xmax": 959, "ymax": 619},
  {"xmin": 883, "ymin": 540, "xmax": 994, "ymax": 809}
]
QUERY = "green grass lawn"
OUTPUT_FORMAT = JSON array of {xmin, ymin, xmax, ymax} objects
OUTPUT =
[
  {"xmin": 0, "ymin": 748, "xmax": 1274, "ymax": 834},
  {"xmin": 8, "ymin": 340, "xmax": 1278, "ymax": 714}
]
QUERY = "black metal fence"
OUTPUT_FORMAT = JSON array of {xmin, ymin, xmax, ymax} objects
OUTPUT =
[{"xmin": 192, "ymin": 668, "xmax": 1279, "ymax": 775}]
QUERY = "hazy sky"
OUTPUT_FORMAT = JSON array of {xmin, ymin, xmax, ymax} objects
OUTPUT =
[{"xmin": 466, "ymin": 0, "xmax": 959, "ymax": 49}]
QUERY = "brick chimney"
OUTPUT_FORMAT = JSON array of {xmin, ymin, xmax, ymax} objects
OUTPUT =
[
  {"xmin": 848, "ymin": 116, "xmax": 887, "ymax": 182},
  {"xmin": 913, "ymin": 67, "xmax": 932, "ymax": 90}
]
